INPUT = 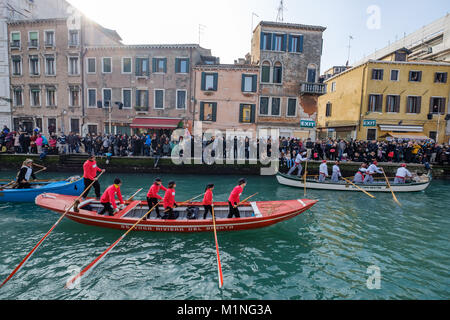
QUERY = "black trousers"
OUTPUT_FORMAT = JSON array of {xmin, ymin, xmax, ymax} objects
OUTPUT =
[
  {"xmin": 17, "ymin": 182, "xmax": 31, "ymax": 189},
  {"xmin": 203, "ymin": 205, "xmax": 212, "ymax": 219},
  {"xmin": 98, "ymin": 202, "xmax": 114, "ymax": 216},
  {"xmin": 228, "ymin": 201, "xmax": 240, "ymax": 219},
  {"xmin": 162, "ymin": 207, "xmax": 179, "ymax": 220},
  {"xmin": 147, "ymin": 197, "xmax": 161, "ymax": 218},
  {"xmin": 84, "ymin": 178, "xmax": 100, "ymax": 198}
]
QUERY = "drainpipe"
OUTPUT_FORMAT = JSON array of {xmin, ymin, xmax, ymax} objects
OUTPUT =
[
  {"xmin": 357, "ymin": 64, "xmax": 368, "ymax": 139},
  {"xmin": 80, "ymin": 16, "xmax": 86, "ymax": 134}
]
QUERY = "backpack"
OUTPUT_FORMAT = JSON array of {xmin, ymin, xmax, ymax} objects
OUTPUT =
[{"xmin": 186, "ymin": 207, "xmax": 199, "ymax": 220}]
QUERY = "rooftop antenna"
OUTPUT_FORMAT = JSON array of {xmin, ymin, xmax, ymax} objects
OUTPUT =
[
  {"xmin": 252, "ymin": 12, "xmax": 259, "ymax": 34},
  {"xmin": 199, "ymin": 24, "xmax": 206, "ymax": 45},
  {"xmin": 276, "ymin": 0, "xmax": 286, "ymax": 22},
  {"xmin": 346, "ymin": 35, "xmax": 353, "ymax": 67}
]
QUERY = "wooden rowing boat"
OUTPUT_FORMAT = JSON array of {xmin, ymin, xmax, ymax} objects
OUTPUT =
[
  {"xmin": 276, "ymin": 172, "xmax": 431, "ymax": 193},
  {"xmin": 0, "ymin": 176, "xmax": 84, "ymax": 202},
  {"xmin": 35, "ymin": 194, "xmax": 318, "ymax": 233}
]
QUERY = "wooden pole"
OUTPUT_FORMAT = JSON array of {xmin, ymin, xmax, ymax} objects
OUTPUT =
[
  {"xmin": 303, "ymin": 160, "xmax": 308, "ymax": 197},
  {"xmin": 382, "ymin": 169, "xmax": 401, "ymax": 206},
  {"xmin": 341, "ymin": 177, "xmax": 376, "ymax": 199},
  {"xmin": 126, "ymin": 188, "xmax": 143, "ymax": 202},
  {"xmin": 211, "ymin": 206, "xmax": 224, "ymax": 289}
]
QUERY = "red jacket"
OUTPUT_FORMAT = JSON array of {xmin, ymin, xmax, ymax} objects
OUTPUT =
[
  {"xmin": 147, "ymin": 183, "xmax": 167, "ymax": 200},
  {"xmin": 163, "ymin": 188, "xmax": 176, "ymax": 208},
  {"xmin": 203, "ymin": 189, "xmax": 213, "ymax": 206},
  {"xmin": 100, "ymin": 185, "xmax": 124, "ymax": 209},
  {"xmin": 228, "ymin": 186, "xmax": 243, "ymax": 205},
  {"xmin": 83, "ymin": 160, "xmax": 102, "ymax": 180}
]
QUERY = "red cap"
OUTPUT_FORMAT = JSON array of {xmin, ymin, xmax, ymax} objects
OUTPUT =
[
  {"xmin": 373, "ymin": 161, "xmax": 378, "ymax": 165},
  {"xmin": 401, "ymin": 163, "xmax": 407, "ymax": 167},
  {"xmin": 322, "ymin": 160, "xmax": 327, "ymax": 163}
]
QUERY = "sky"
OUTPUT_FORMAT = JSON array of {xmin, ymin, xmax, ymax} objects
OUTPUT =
[{"xmin": 67, "ymin": 0, "xmax": 450, "ymax": 73}]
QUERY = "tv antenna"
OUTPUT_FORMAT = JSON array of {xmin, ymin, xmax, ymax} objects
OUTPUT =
[
  {"xmin": 346, "ymin": 35, "xmax": 354, "ymax": 66},
  {"xmin": 276, "ymin": 0, "xmax": 286, "ymax": 22},
  {"xmin": 198, "ymin": 24, "xmax": 206, "ymax": 45}
]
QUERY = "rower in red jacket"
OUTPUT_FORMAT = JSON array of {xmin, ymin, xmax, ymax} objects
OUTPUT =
[
  {"xmin": 146, "ymin": 178, "xmax": 167, "ymax": 219},
  {"xmin": 228, "ymin": 178, "xmax": 247, "ymax": 219},
  {"xmin": 83, "ymin": 155, "xmax": 104, "ymax": 200},
  {"xmin": 98, "ymin": 178, "xmax": 125, "ymax": 216},
  {"xmin": 203, "ymin": 184, "xmax": 214, "ymax": 219},
  {"xmin": 163, "ymin": 181, "xmax": 178, "ymax": 220}
]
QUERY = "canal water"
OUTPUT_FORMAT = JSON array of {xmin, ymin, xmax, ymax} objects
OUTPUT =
[{"xmin": 0, "ymin": 171, "xmax": 448, "ymax": 300}]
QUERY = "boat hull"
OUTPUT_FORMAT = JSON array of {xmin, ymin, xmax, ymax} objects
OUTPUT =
[
  {"xmin": 276, "ymin": 173, "xmax": 431, "ymax": 192},
  {"xmin": 0, "ymin": 177, "xmax": 84, "ymax": 202},
  {"xmin": 35, "ymin": 194, "xmax": 318, "ymax": 233}
]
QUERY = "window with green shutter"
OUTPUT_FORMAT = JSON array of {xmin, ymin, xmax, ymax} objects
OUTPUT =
[
  {"xmin": 29, "ymin": 31, "xmax": 38, "ymax": 47},
  {"xmin": 202, "ymin": 72, "xmax": 218, "ymax": 91},
  {"xmin": 176, "ymin": 58, "xmax": 189, "ymax": 73},
  {"xmin": 11, "ymin": 32, "xmax": 21, "ymax": 48},
  {"xmin": 200, "ymin": 102, "xmax": 217, "ymax": 122},
  {"xmin": 153, "ymin": 58, "xmax": 167, "ymax": 73},
  {"xmin": 239, "ymin": 104, "xmax": 255, "ymax": 123},
  {"xmin": 287, "ymin": 98, "xmax": 297, "ymax": 116},
  {"xmin": 261, "ymin": 62, "xmax": 270, "ymax": 83},
  {"xmin": 259, "ymin": 97, "xmax": 269, "ymax": 115}
]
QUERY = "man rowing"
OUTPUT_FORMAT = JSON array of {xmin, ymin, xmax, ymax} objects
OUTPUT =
[
  {"xmin": 146, "ymin": 178, "xmax": 167, "ymax": 219},
  {"xmin": 287, "ymin": 151, "xmax": 307, "ymax": 177},
  {"xmin": 318, "ymin": 160, "xmax": 329, "ymax": 183},
  {"xmin": 331, "ymin": 161, "xmax": 342, "ymax": 183},
  {"xmin": 163, "ymin": 181, "xmax": 178, "ymax": 220},
  {"xmin": 16, "ymin": 159, "xmax": 37, "ymax": 189},
  {"xmin": 364, "ymin": 161, "xmax": 383, "ymax": 184},
  {"xmin": 394, "ymin": 164, "xmax": 412, "ymax": 184},
  {"xmin": 353, "ymin": 163, "xmax": 367, "ymax": 184},
  {"xmin": 98, "ymin": 178, "xmax": 125, "ymax": 216},
  {"xmin": 83, "ymin": 155, "xmax": 104, "ymax": 200},
  {"xmin": 228, "ymin": 178, "xmax": 246, "ymax": 219}
]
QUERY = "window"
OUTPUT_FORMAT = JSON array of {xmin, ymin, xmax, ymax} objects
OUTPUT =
[
  {"xmin": 239, "ymin": 104, "xmax": 255, "ymax": 123},
  {"xmin": 259, "ymin": 97, "xmax": 269, "ymax": 115},
  {"xmin": 87, "ymin": 58, "xmax": 96, "ymax": 74},
  {"xmin": 175, "ymin": 58, "xmax": 189, "ymax": 73},
  {"xmin": 406, "ymin": 96, "xmax": 421, "ymax": 114},
  {"xmin": 30, "ymin": 88, "xmax": 41, "ymax": 107},
  {"xmin": 46, "ymin": 88, "xmax": 56, "ymax": 106},
  {"xmin": 386, "ymin": 95, "xmax": 400, "ymax": 113},
  {"xmin": 367, "ymin": 129, "xmax": 377, "ymax": 141},
  {"xmin": 102, "ymin": 89, "xmax": 112, "ymax": 108},
  {"xmin": 273, "ymin": 34, "xmax": 283, "ymax": 51},
  {"xmin": 330, "ymin": 82, "xmax": 336, "ymax": 92},
  {"xmin": 409, "ymin": 71, "xmax": 422, "ymax": 82},
  {"xmin": 135, "ymin": 58, "xmax": 149, "ymax": 77},
  {"xmin": 273, "ymin": 62, "xmax": 282, "ymax": 84},
  {"xmin": 69, "ymin": 30, "xmax": 79, "ymax": 47},
  {"xmin": 102, "ymin": 57, "xmax": 112, "ymax": 73},
  {"xmin": 153, "ymin": 58, "xmax": 167, "ymax": 73},
  {"xmin": 36, "ymin": 118, "xmax": 42, "ymax": 132},
  {"xmin": 176, "ymin": 90, "xmax": 187, "ymax": 109},
  {"xmin": 201, "ymin": 72, "xmax": 218, "ymax": 91},
  {"xmin": 45, "ymin": 55, "xmax": 55, "ymax": 75},
  {"xmin": 68, "ymin": 57, "xmax": 79, "ymax": 75},
  {"xmin": 261, "ymin": 33, "xmax": 272, "ymax": 50},
  {"xmin": 13, "ymin": 88, "xmax": 23, "ymax": 106},
  {"xmin": 261, "ymin": 61, "xmax": 270, "ymax": 83},
  {"xmin": 136, "ymin": 90, "xmax": 149, "ymax": 110},
  {"xmin": 307, "ymin": 68, "xmax": 316, "ymax": 83},
  {"xmin": 11, "ymin": 56, "xmax": 21, "ymax": 76},
  {"xmin": 435, "ymin": 72, "xmax": 448, "ymax": 83},
  {"xmin": 11, "ymin": 32, "xmax": 21, "ymax": 48},
  {"xmin": 429, "ymin": 97, "xmax": 446, "ymax": 114},
  {"xmin": 391, "ymin": 70, "xmax": 399, "ymax": 81},
  {"xmin": 45, "ymin": 31, "xmax": 54, "ymax": 47},
  {"xmin": 70, "ymin": 118, "xmax": 80, "ymax": 134},
  {"xmin": 122, "ymin": 57, "xmax": 132, "ymax": 74},
  {"xmin": 271, "ymin": 98, "xmax": 281, "ymax": 116},
  {"xmin": 154, "ymin": 89, "xmax": 164, "ymax": 109},
  {"xmin": 368, "ymin": 94, "xmax": 383, "ymax": 112},
  {"xmin": 287, "ymin": 98, "xmax": 297, "ymax": 117},
  {"xmin": 87, "ymin": 89, "xmax": 97, "ymax": 108},
  {"xmin": 199, "ymin": 102, "xmax": 217, "ymax": 122},
  {"xmin": 326, "ymin": 102, "xmax": 332, "ymax": 117},
  {"xmin": 69, "ymin": 87, "xmax": 80, "ymax": 107},
  {"xmin": 122, "ymin": 89, "xmax": 132, "ymax": 109},
  {"xmin": 29, "ymin": 31, "xmax": 38, "ymax": 48},
  {"xmin": 371, "ymin": 69, "xmax": 384, "ymax": 80},
  {"xmin": 429, "ymin": 131, "xmax": 437, "ymax": 142},
  {"xmin": 88, "ymin": 125, "xmax": 98, "ymax": 135},
  {"xmin": 48, "ymin": 118, "xmax": 57, "ymax": 133},
  {"xmin": 29, "ymin": 55, "xmax": 39, "ymax": 75},
  {"xmin": 242, "ymin": 74, "xmax": 257, "ymax": 92},
  {"xmin": 289, "ymin": 35, "xmax": 303, "ymax": 53}
]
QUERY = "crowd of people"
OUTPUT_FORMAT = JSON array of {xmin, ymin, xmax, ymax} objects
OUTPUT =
[{"xmin": 1, "ymin": 125, "xmax": 449, "ymax": 165}]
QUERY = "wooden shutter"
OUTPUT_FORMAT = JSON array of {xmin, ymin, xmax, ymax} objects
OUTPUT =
[
  {"xmin": 417, "ymin": 96, "xmax": 422, "ymax": 113},
  {"xmin": 199, "ymin": 102, "xmax": 204, "ymax": 121},
  {"xmin": 212, "ymin": 103, "xmax": 217, "ymax": 122},
  {"xmin": 135, "ymin": 58, "xmax": 141, "ymax": 76},
  {"xmin": 144, "ymin": 90, "xmax": 149, "ymax": 108},
  {"xmin": 418, "ymin": 72, "xmax": 422, "ymax": 82},
  {"xmin": 152, "ymin": 58, "xmax": 157, "ymax": 73},
  {"xmin": 175, "ymin": 58, "xmax": 180, "ymax": 73},
  {"xmin": 213, "ymin": 73, "xmax": 218, "ymax": 91},
  {"xmin": 251, "ymin": 104, "xmax": 256, "ymax": 123},
  {"xmin": 260, "ymin": 32, "xmax": 264, "ymax": 49},
  {"xmin": 282, "ymin": 34, "xmax": 287, "ymax": 51},
  {"xmin": 252, "ymin": 75, "xmax": 257, "ymax": 92},
  {"xmin": 239, "ymin": 104, "xmax": 244, "ymax": 123},
  {"xmin": 201, "ymin": 72, "xmax": 206, "ymax": 91},
  {"xmin": 163, "ymin": 58, "xmax": 167, "ymax": 73},
  {"xmin": 288, "ymin": 35, "xmax": 292, "ymax": 52},
  {"xmin": 299, "ymin": 35, "xmax": 304, "ymax": 53},
  {"xmin": 241, "ymin": 74, "xmax": 245, "ymax": 92}
]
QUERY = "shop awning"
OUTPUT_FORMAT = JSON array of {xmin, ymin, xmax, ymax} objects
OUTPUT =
[
  {"xmin": 380, "ymin": 132, "xmax": 429, "ymax": 140},
  {"xmin": 130, "ymin": 118, "xmax": 182, "ymax": 129},
  {"xmin": 379, "ymin": 125, "xmax": 423, "ymax": 132}
]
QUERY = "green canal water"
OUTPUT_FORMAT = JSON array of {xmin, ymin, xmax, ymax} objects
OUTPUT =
[{"xmin": 0, "ymin": 171, "xmax": 448, "ymax": 300}]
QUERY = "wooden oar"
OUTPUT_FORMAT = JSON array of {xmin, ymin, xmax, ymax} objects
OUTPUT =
[
  {"xmin": 65, "ymin": 201, "xmax": 161, "ymax": 289},
  {"xmin": 126, "ymin": 188, "xmax": 143, "ymax": 202},
  {"xmin": 303, "ymin": 160, "xmax": 308, "ymax": 197},
  {"xmin": 341, "ymin": 177, "xmax": 376, "ymax": 199},
  {"xmin": 0, "ymin": 170, "xmax": 105, "ymax": 290},
  {"xmin": 33, "ymin": 167, "xmax": 47, "ymax": 175},
  {"xmin": 0, "ymin": 181, "xmax": 16, "ymax": 190},
  {"xmin": 236, "ymin": 193, "xmax": 259, "ymax": 207},
  {"xmin": 161, "ymin": 193, "xmax": 207, "ymax": 214},
  {"xmin": 382, "ymin": 169, "xmax": 401, "ymax": 206},
  {"xmin": 211, "ymin": 205, "xmax": 224, "ymax": 289}
]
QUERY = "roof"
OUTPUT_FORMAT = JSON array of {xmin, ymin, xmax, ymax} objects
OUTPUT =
[
  {"xmin": 256, "ymin": 21, "xmax": 326, "ymax": 32},
  {"xmin": 7, "ymin": 18, "xmax": 67, "ymax": 25},
  {"xmin": 86, "ymin": 44, "xmax": 205, "ymax": 50},
  {"xmin": 193, "ymin": 64, "xmax": 259, "ymax": 70}
]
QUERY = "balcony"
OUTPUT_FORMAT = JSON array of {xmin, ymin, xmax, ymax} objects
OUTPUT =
[
  {"xmin": 10, "ymin": 41, "xmax": 21, "ymax": 50},
  {"xmin": 299, "ymin": 82, "xmax": 327, "ymax": 95},
  {"xmin": 28, "ymin": 41, "xmax": 39, "ymax": 49}
]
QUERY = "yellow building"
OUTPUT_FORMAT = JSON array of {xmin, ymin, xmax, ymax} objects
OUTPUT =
[{"xmin": 317, "ymin": 60, "xmax": 450, "ymax": 144}]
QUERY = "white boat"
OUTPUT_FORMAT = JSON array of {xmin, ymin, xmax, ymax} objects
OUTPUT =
[{"xmin": 276, "ymin": 172, "xmax": 431, "ymax": 193}]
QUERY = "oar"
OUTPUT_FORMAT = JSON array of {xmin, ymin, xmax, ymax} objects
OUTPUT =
[
  {"xmin": 65, "ymin": 201, "xmax": 161, "ymax": 289},
  {"xmin": 33, "ymin": 167, "xmax": 47, "ymax": 175},
  {"xmin": 303, "ymin": 160, "xmax": 308, "ymax": 197},
  {"xmin": 0, "ymin": 181, "xmax": 15, "ymax": 190},
  {"xmin": 211, "ymin": 205, "xmax": 224, "ymax": 289},
  {"xmin": 161, "ymin": 193, "xmax": 206, "ymax": 214},
  {"xmin": 382, "ymin": 169, "xmax": 401, "ymax": 206},
  {"xmin": 236, "ymin": 193, "xmax": 259, "ymax": 207},
  {"xmin": 126, "ymin": 188, "xmax": 143, "ymax": 202},
  {"xmin": 341, "ymin": 177, "xmax": 376, "ymax": 199},
  {"xmin": 0, "ymin": 170, "xmax": 106, "ymax": 290}
]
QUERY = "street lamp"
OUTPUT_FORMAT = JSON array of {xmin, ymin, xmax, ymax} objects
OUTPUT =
[{"xmin": 98, "ymin": 100, "xmax": 123, "ymax": 134}]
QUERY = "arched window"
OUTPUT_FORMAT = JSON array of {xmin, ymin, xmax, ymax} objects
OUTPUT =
[
  {"xmin": 261, "ymin": 61, "xmax": 271, "ymax": 83},
  {"xmin": 273, "ymin": 62, "xmax": 282, "ymax": 84}
]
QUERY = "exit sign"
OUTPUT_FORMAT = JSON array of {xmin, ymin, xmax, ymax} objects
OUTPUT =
[
  {"xmin": 300, "ymin": 119, "xmax": 316, "ymax": 128},
  {"xmin": 363, "ymin": 120, "xmax": 377, "ymax": 127}
]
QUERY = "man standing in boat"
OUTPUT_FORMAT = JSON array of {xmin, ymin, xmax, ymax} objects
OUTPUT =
[
  {"xmin": 163, "ymin": 181, "xmax": 179, "ymax": 220},
  {"xmin": 228, "ymin": 179, "xmax": 246, "ymax": 219},
  {"xmin": 287, "ymin": 151, "xmax": 307, "ymax": 177},
  {"xmin": 98, "ymin": 178, "xmax": 125, "ymax": 216},
  {"xmin": 203, "ymin": 184, "xmax": 214, "ymax": 219},
  {"xmin": 16, "ymin": 159, "xmax": 37, "ymax": 189},
  {"xmin": 83, "ymin": 155, "xmax": 104, "ymax": 200},
  {"xmin": 394, "ymin": 164, "xmax": 412, "ymax": 184},
  {"xmin": 353, "ymin": 163, "xmax": 367, "ymax": 184},
  {"xmin": 146, "ymin": 178, "xmax": 167, "ymax": 219},
  {"xmin": 364, "ymin": 161, "xmax": 383, "ymax": 184},
  {"xmin": 331, "ymin": 161, "xmax": 342, "ymax": 183},
  {"xmin": 318, "ymin": 160, "xmax": 329, "ymax": 182}
]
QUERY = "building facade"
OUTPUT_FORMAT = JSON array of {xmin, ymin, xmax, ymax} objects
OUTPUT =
[
  {"xmin": 250, "ymin": 21, "xmax": 326, "ymax": 139},
  {"xmin": 317, "ymin": 60, "xmax": 450, "ymax": 144}
]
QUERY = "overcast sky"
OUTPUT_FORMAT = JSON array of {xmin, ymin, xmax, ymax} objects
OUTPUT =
[{"xmin": 67, "ymin": 0, "xmax": 449, "ymax": 72}]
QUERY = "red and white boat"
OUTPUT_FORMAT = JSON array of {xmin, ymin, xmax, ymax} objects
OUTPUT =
[{"xmin": 35, "ymin": 193, "xmax": 318, "ymax": 233}]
